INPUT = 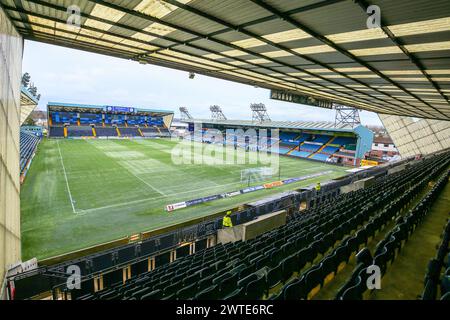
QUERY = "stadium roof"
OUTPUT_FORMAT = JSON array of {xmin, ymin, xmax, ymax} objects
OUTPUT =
[
  {"xmin": 20, "ymin": 86, "xmax": 38, "ymax": 105},
  {"xmin": 47, "ymin": 101, "xmax": 173, "ymax": 115},
  {"xmin": 20, "ymin": 86, "xmax": 39, "ymax": 125},
  {"xmin": 184, "ymin": 118, "xmax": 361, "ymax": 133},
  {"xmin": 3, "ymin": 0, "xmax": 450, "ymax": 120}
]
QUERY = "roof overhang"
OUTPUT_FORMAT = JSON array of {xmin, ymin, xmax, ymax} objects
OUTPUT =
[
  {"xmin": 184, "ymin": 118, "xmax": 363, "ymax": 133},
  {"xmin": 3, "ymin": 0, "xmax": 450, "ymax": 120},
  {"xmin": 47, "ymin": 101, "xmax": 173, "ymax": 116},
  {"xmin": 20, "ymin": 86, "xmax": 38, "ymax": 125}
]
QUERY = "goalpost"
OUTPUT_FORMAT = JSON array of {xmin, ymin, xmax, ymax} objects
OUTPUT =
[{"xmin": 240, "ymin": 167, "xmax": 275, "ymax": 186}]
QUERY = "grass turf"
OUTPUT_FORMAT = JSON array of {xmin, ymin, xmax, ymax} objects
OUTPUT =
[{"xmin": 21, "ymin": 138, "xmax": 348, "ymax": 260}]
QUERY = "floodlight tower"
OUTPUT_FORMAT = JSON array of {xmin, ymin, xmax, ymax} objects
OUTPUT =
[
  {"xmin": 210, "ymin": 105, "xmax": 227, "ymax": 120},
  {"xmin": 334, "ymin": 104, "xmax": 361, "ymax": 128},
  {"xmin": 179, "ymin": 107, "xmax": 193, "ymax": 121},
  {"xmin": 250, "ymin": 103, "xmax": 271, "ymax": 123}
]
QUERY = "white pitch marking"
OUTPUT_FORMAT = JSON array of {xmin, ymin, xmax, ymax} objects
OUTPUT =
[
  {"xmin": 57, "ymin": 140, "xmax": 77, "ymax": 214},
  {"xmin": 88, "ymin": 140, "xmax": 168, "ymax": 196},
  {"xmin": 73, "ymin": 180, "xmax": 243, "ymax": 215},
  {"xmin": 115, "ymin": 159, "xmax": 168, "ymax": 196}
]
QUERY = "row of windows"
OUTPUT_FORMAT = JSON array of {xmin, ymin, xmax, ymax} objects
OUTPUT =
[{"xmin": 374, "ymin": 143, "xmax": 393, "ymax": 147}]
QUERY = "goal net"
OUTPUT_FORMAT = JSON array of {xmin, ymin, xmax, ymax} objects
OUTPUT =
[{"xmin": 240, "ymin": 167, "xmax": 275, "ymax": 184}]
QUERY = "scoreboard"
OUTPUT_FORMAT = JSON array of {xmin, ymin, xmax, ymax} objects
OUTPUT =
[
  {"xmin": 270, "ymin": 89, "xmax": 333, "ymax": 109},
  {"xmin": 105, "ymin": 106, "xmax": 135, "ymax": 113}
]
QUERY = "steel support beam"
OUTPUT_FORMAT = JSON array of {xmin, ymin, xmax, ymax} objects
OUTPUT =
[
  {"xmin": 250, "ymin": 0, "xmax": 449, "ymax": 119},
  {"xmin": 163, "ymin": 0, "xmax": 429, "ymax": 117},
  {"xmin": 356, "ymin": 0, "xmax": 450, "ymax": 106},
  {"xmin": 8, "ymin": 1, "xmax": 401, "ymax": 115}
]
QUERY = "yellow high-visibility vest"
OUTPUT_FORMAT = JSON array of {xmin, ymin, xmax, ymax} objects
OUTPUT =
[
  {"xmin": 315, "ymin": 184, "xmax": 321, "ymax": 191},
  {"xmin": 223, "ymin": 216, "xmax": 233, "ymax": 227}
]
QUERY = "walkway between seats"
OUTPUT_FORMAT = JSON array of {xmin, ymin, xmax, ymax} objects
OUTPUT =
[
  {"xmin": 369, "ymin": 179, "xmax": 450, "ymax": 300},
  {"xmin": 313, "ymin": 181, "xmax": 436, "ymax": 300}
]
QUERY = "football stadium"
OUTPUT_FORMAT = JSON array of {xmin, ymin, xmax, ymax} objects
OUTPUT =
[{"xmin": 1, "ymin": 0, "xmax": 450, "ymax": 305}]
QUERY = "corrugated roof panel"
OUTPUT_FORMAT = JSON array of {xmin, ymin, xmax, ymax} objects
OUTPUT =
[{"xmin": 3, "ymin": 0, "xmax": 449, "ymax": 120}]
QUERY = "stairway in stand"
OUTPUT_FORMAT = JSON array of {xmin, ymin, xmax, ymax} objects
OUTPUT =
[{"xmin": 308, "ymin": 136, "xmax": 335, "ymax": 158}]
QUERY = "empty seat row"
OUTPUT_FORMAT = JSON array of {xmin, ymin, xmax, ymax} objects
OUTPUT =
[
  {"xmin": 20, "ymin": 130, "xmax": 41, "ymax": 173},
  {"xmin": 336, "ymin": 169, "xmax": 449, "ymax": 300},
  {"xmin": 421, "ymin": 177, "xmax": 450, "ymax": 300},
  {"xmin": 48, "ymin": 125, "xmax": 170, "ymax": 138},
  {"xmin": 71, "ymin": 151, "xmax": 450, "ymax": 300}
]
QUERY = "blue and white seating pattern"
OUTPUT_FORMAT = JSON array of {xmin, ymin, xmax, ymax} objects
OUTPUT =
[
  {"xmin": 312, "ymin": 135, "xmax": 331, "ymax": 144},
  {"xmin": 290, "ymin": 150, "xmax": 311, "ymax": 158},
  {"xmin": 321, "ymin": 146, "xmax": 339, "ymax": 154},
  {"xmin": 310, "ymin": 153, "xmax": 330, "ymax": 161},
  {"xmin": 300, "ymin": 143, "xmax": 321, "ymax": 153},
  {"xmin": 280, "ymin": 132, "xmax": 299, "ymax": 145}
]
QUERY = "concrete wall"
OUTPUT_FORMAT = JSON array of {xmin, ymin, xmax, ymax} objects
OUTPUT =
[
  {"xmin": 340, "ymin": 176, "xmax": 375, "ymax": 194},
  {"xmin": 379, "ymin": 114, "xmax": 450, "ymax": 157},
  {"xmin": 217, "ymin": 210, "xmax": 286, "ymax": 244},
  {"xmin": 0, "ymin": 6, "xmax": 23, "ymax": 296}
]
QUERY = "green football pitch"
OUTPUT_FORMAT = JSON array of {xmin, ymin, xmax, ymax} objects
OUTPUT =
[{"xmin": 20, "ymin": 138, "xmax": 348, "ymax": 260}]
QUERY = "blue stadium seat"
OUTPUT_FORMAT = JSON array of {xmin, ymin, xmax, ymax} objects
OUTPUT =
[
  {"xmin": 321, "ymin": 146, "xmax": 339, "ymax": 154},
  {"xmin": 311, "ymin": 153, "xmax": 330, "ymax": 161},
  {"xmin": 300, "ymin": 143, "xmax": 321, "ymax": 153},
  {"xmin": 312, "ymin": 135, "xmax": 331, "ymax": 144},
  {"xmin": 67, "ymin": 126, "xmax": 93, "ymax": 137},
  {"xmin": 290, "ymin": 150, "xmax": 310, "ymax": 158},
  {"xmin": 19, "ymin": 130, "xmax": 41, "ymax": 173},
  {"xmin": 332, "ymin": 136, "xmax": 356, "ymax": 146}
]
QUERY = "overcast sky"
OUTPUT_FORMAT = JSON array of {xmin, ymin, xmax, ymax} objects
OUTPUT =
[{"xmin": 23, "ymin": 40, "xmax": 383, "ymax": 126}]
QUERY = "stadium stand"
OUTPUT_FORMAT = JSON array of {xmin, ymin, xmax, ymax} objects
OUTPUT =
[
  {"xmin": 421, "ymin": 219, "xmax": 450, "ymax": 300},
  {"xmin": 290, "ymin": 150, "xmax": 310, "ymax": 158},
  {"xmin": 19, "ymin": 130, "xmax": 41, "ymax": 174},
  {"xmin": 119, "ymin": 127, "xmax": 142, "ymax": 137},
  {"xmin": 187, "ymin": 126, "xmax": 366, "ymax": 166},
  {"xmin": 33, "ymin": 150, "xmax": 445, "ymax": 300},
  {"xmin": 49, "ymin": 126, "xmax": 65, "ymax": 137},
  {"xmin": 333, "ymin": 165, "xmax": 449, "ymax": 300},
  {"xmin": 311, "ymin": 135, "xmax": 332, "ymax": 145},
  {"xmin": 321, "ymin": 146, "xmax": 340, "ymax": 155},
  {"xmin": 336, "ymin": 150, "xmax": 356, "ymax": 158},
  {"xmin": 310, "ymin": 153, "xmax": 330, "ymax": 162},
  {"xmin": 67, "ymin": 126, "xmax": 93, "ymax": 137},
  {"xmin": 158, "ymin": 127, "xmax": 171, "ymax": 138},
  {"xmin": 94, "ymin": 127, "xmax": 117, "ymax": 137},
  {"xmin": 49, "ymin": 124, "xmax": 170, "ymax": 138},
  {"xmin": 278, "ymin": 145, "xmax": 293, "ymax": 155},
  {"xmin": 141, "ymin": 127, "xmax": 165, "ymax": 138},
  {"xmin": 332, "ymin": 137, "xmax": 356, "ymax": 147},
  {"xmin": 280, "ymin": 132, "xmax": 300, "ymax": 145},
  {"xmin": 47, "ymin": 102, "xmax": 173, "ymax": 139},
  {"xmin": 185, "ymin": 120, "xmax": 372, "ymax": 166},
  {"xmin": 299, "ymin": 143, "xmax": 322, "ymax": 153},
  {"xmin": 79, "ymin": 113, "xmax": 102, "ymax": 125}
]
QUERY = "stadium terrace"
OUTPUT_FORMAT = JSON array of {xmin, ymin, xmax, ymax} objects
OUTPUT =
[{"xmin": 185, "ymin": 119, "xmax": 374, "ymax": 166}]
